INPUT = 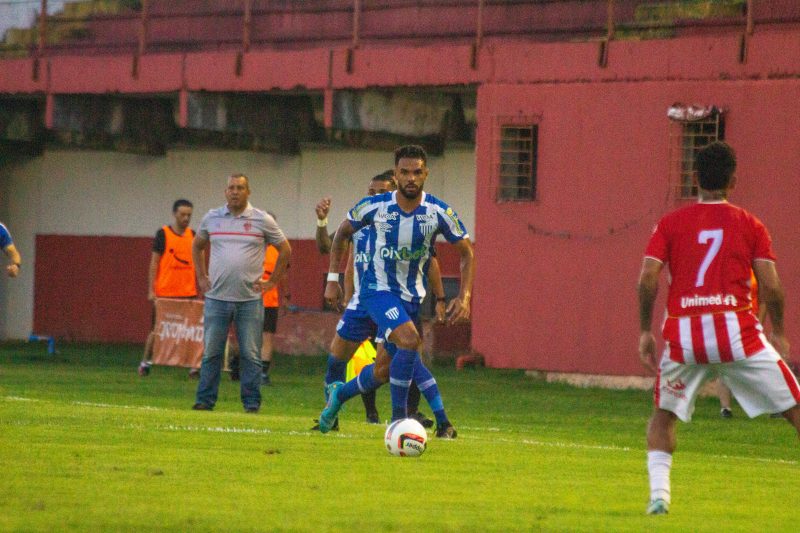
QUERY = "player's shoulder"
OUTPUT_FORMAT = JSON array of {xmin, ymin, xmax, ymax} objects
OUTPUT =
[
  {"xmin": 350, "ymin": 192, "xmax": 389, "ymax": 218},
  {"xmin": 154, "ymin": 227, "xmax": 166, "ymax": 238},
  {"xmin": 0, "ymin": 221, "xmax": 10, "ymax": 236},
  {"xmin": 420, "ymin": 192, "xmax": 451, "ymax": 212}
]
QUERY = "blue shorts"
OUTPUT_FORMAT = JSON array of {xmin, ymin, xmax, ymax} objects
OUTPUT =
[{"xmin": 336, "ymin": 290, "xmax": 420, "ymax": 344}]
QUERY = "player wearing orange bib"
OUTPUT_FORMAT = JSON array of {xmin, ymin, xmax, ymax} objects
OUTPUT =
[
  {"xmin": 139, "ymin": 199, "xmax": 197, "ymax": 376},
  {"xmin": 638, "ymin": 142, "xmax": 800, "ymax": 515}
]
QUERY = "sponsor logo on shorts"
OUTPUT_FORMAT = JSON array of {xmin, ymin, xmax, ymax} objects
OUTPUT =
[
  {"xmin": 665, "ymin": 378, "xmax": 687, "ymax": 399},
  {"xmin": 385, "ymin": 307, "xmax": 400, "ymax": 320}
]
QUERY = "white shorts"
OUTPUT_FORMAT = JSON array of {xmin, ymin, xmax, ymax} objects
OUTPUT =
[{"xmin": 655, "ymin": 346, "xmax": 800, "ymax": 422}]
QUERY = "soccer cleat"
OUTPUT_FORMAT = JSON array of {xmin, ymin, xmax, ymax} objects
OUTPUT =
[
  {"xmin": 318, "ymin": 381, "xmax": 344, "ymax": 434},
  {"xmin": 409, "ymin": 411, "xmax": 434, "ymax": 428},
  {"xmin": 310, "ymin": 418, "xmax": 339, "ymax": 432},
  {"xmin": 192, "ymin": 403, "xmax": 213, "ymax": 411},
  {"xmin": 261, "ymin": 372, "xmax": 272, "ymax": 386},
  {"xmin": 646, "ymin": 498, "xmax": 669, "ymax": 515},
  {"xmin": 435, "ymin": 423, "xmax": 458, "ymax": 439},
  {"xmin": 720, "ymin": 407, "xmax": 733, "ymax": 419},
  {"xmin": 244, "ymin": 406, "xmax": 259, "ymax": 414},
  {"xmin": 230, "ymin": 370, "xmax": 240, "ymax": 382},
  {"xmin": 188, "ymin": 368, "xmax": 200, "ymax": 379},
  {"xmin": 138, "ymin": 361, "xmax": 151, "ymax": 376},
  {"xmin": 366, "ymin": 412, "xmax": 381, "ymax": 424}
]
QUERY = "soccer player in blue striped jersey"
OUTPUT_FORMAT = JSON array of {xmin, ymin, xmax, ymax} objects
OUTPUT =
[
  {"xmin": 316, "ymin": 172, "xmax": 446, "ymax": 429},
  {"xmin": 319, "ymin": 145, "xmax": 475, "ymax": 437}
]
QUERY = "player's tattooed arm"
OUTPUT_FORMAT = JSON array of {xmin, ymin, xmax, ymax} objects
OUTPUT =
[
  {"xmin": 324, "ymin": 220, "xmax": 356, "ymax": 310},
  {"xmin": 447, "ymin": 238, "xmax": 475, "ymax": 324},
  {"xmin": 753, "ymin": 259, "xmax": 789, "ymax": 357},
  {"xmin": 427, "ymin": 257, "xmax": 447, "ymax": 323},
  {"xmin": 638, "ymin": 258, "xmax": 662, "ymax": 373},
  {"xmin": 315, "ymin": 197, "xmax": 333, "ymax": 254}
]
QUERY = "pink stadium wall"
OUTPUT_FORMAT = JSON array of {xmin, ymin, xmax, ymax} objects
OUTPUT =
[
  {"xmin": 7, "ymin": 13, "xmax": 800, "ymax": 373},
  {"xmin": 473, "ymin": 80, "xmax": 800, "ymax": 374}
]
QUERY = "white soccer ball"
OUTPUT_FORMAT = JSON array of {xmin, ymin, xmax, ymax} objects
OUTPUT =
[{"xmin": 384, "ymin": 418, "xmax": 427, "ymax": 457}]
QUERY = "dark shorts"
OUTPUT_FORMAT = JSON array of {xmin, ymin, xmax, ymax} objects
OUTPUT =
[{"xmin": 263, "ymin": 307, "xmax": 278, "ymax": 333}]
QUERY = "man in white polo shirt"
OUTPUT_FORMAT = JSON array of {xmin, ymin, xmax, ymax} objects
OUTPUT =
[{"xmin": 192, "ymin": 174, "xmax": 291, "ymax": 413}]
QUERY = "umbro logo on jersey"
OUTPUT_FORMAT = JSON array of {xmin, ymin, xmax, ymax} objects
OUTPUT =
[
  {"xmin": 375, "ymin": 222, "xmax": 393, "ymax": 233},
  {"xmin": 385, "ymin": 307, "xmax": 400, "ymax": 320}
]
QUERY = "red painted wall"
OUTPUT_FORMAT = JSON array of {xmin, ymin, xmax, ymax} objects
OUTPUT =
[
  {"xmin": 33, "ymin": 235, "xmax": 464, "ymax": 342},
  {"xmin": 473, "ymin": 80, "xmax": 800, "ymax": 375}
]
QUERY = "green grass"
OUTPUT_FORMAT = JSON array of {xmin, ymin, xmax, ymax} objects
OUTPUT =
[{"xmin": 1, "ymin": 342, "xmax": 798, "ymax": 532}]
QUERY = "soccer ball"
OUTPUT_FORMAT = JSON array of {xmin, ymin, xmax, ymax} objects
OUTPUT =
[{"xmin": 384, "ymin": 418, "xmax": 427, "ymax": 457}]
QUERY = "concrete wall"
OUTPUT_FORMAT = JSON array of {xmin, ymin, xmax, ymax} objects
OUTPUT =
[{"xmin": 0, "ymin": 146, "xmax": 476, "ymax": 340}]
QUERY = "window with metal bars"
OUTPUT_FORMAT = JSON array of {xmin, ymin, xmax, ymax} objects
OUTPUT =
[
  {"xmin": 498, "ymin": 124, "xmax": 538, "ymax": 201},
  {"xmin": 669, "ymin": 110, "xmax": 724, "ymax": 199}
]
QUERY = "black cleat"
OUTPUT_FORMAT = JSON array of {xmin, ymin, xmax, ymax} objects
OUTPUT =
[
  {"xmin": 435, "ymin": 423, "xmax": 457, "ymax": 439},
  {"xmin": 720, "ymin": 407, "xmax": 733, "ymax": 419},
  {"xmin": 244, "ymin": 406, "xmax": 260, "ymax": 414},
  {"xmin": 192, "ymin": 403, "xmax": 213, "ymax": 411},
  {"xmin": 366, "ymin": 412, "xmax": 381, "ymax": 424},
  {"xmin": 230, "ymin": 370, "xmax": 240, "ymax": 382},
  {"xmin": 409, "ymin": 411, "xmax": 434, "ymax": 428},
  {"xmin": 261, "ymin": 372, "xmax": 271, "ymax": 386},
  {"xmin": 311, "ymin": 418, "xmax": 339, "ymax": 431}
]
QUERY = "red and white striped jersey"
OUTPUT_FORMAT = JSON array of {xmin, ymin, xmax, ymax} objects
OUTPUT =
[{"xmin": 644, "ymin": 201, "xmax": 776, "ymax": 364}]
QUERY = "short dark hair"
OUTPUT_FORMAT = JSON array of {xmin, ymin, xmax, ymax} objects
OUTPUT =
[
  {"xmin": 371, "ymin": 169, "xmax": 395, "ymax": 183},
  {"xmin": 695, "ymin": 142, "xmax": 736, "ymax": 191},
  {"xmin": 394, "ymin": 145, "xmax": 427, "ymax": 166},
  {"xmin": 172, "ymin": 199, "xmax": 193, "ymax": 212}
]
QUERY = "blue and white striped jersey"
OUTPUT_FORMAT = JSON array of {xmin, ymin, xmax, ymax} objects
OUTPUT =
[
  {"xmin": 350, "ymin": 226, "xmax": 371, "ymax": 297},
  {"xmin": 347, "ymin": 191, "xmax": 469, "ymax": 303}
]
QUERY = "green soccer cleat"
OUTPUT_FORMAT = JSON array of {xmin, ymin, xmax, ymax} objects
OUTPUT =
[
  {"xmin": 318, "ymin": 381, "xmax": 344, "ymax": 434},
  {"xmin": 646, "ymin": 498, "xmax": 669, "ymax": 515}
]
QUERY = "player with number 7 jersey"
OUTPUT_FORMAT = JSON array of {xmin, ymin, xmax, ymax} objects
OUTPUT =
[{"xmin": 644, "ymin": 202, "xmax": 775, "ymax": 365}]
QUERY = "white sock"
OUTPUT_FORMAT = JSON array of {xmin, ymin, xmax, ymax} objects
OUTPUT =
[{"xmin": 647, "ymin": 450, "xmax": 672, "ymax": 503}]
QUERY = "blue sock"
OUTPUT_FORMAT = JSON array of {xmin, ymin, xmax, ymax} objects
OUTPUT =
[
  {"xmin": 338, "ymin": 363, "xmax": 381, "ymax": 403},
  {"xmin": 413, "ymin": 360, "xmax": 449, "ymax": 426},
  {"xmin": 325, "ymin": 355, "xmax": 347, "ymax": 385},
  {"xmin": 389, "ymin": 349, "xmax": 417, "ymax": 421}
]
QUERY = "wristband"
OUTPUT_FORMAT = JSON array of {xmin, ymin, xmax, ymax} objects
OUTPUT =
[
  {"xmin": 327, "ymin": 272, "xmax": 340, "ymax": 282},
  {"xmin": 317, "ymin": 217, "xmax": 328, "ymax": 228}
]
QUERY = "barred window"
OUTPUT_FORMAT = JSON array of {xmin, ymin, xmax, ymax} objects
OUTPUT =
[
  {"xmin": 668, "ymin": 105, "xmax": 724, "ymax": 199},
  {"xmin": 498, "ymin": 124, "xmax": 538, "ymax": 201}
]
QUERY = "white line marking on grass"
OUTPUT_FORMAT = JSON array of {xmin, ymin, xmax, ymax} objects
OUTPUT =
[
  {"xmin": 8, "ymin": 396, "xmax": 798, "ymax": 465},
  {"xmin": 4, "ymin": 396, "xmax": 40, "ymax": 402},
  {"xmin": 473, "ymin": 435, "xmax": 797, "ymax": 466},
  {"xmin": 153, "ymin": 424, "xmax": 356, "ymax": 439},
  {"xmin": 72, "ymin": 401, "xmax": 165, "ymax": 411}
]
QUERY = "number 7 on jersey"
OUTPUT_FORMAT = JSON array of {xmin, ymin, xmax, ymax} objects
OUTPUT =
[{"xmin": 696, "ymin": 229, "xmax": 723, "ymax": 287}]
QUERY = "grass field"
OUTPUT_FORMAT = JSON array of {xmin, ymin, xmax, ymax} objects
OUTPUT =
[{"xmin": 1, "ymin": 341, "xmax": 798, "ymax": 532}]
